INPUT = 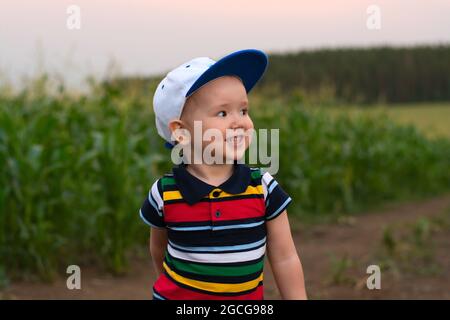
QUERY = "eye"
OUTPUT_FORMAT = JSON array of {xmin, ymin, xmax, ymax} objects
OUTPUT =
[
  {"xmin": 240, "ymin": 108, "xmax": 248, "ymax": 116},
  {"xmin": 217, "ymin": 111, "xmax": 227, "ymax": 117}
]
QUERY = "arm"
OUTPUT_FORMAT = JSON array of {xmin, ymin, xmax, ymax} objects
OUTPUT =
[
  {"xmin": 150, "ymin": 227, "xmax": 168, "ymax": 277},
  {"xmin": 266, "ymin": 211, "xmax": 307, "ymax": 300}
]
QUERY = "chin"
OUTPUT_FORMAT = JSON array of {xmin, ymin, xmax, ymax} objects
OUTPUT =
[{"xmin": 224, "ymin": 145, "xmax": 248, "ymax": 163}]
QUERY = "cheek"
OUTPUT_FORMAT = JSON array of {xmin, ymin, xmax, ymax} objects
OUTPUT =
[
  {"xmin": 245, "ymin": 117, "xmax": 254, "ymax": 130},
  {"xmin": 188, "ymin": 117, "xmax": 214, "ymax": 140},
  {"xmin": 244, "ymin": 118, "xmax": 254, "ymax": 146},
  {"xmin": 246, "ymin": 118, "xmax": 254, "ymax": 130},
  {"xmin": 201, "ymin": 119, "xmax": 227, "ymax": 144}
]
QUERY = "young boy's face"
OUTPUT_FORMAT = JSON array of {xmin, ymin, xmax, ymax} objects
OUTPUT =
[{"xmin": 175, "ymin": 75, "xmax": 254, "ymax": 163}]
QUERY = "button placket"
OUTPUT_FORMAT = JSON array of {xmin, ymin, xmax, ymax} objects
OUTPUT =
[{"xmin": 210, "ymin": 188, "xmax": 222, "ymax": 224}]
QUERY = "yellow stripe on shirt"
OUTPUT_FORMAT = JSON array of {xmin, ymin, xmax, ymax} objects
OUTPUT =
[
  {"xmin": 163, "ymin": 190, "xmax": 183, "ymax": 201},
  {"xmin": 215, "ymin": 185, "xmax": 263, "ymax": 199},
  {"xmin": 163, "ymin": 262, "xmax": 263, "ymax": 293},
  {"xmin": 163, "ymin": 185, "xmax": 263, "ymax": 201}
]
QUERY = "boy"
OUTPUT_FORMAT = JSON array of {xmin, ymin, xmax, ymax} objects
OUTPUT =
[{"xmin": 139, "ymin": 49, "xmax": 307, "ymax": 300}]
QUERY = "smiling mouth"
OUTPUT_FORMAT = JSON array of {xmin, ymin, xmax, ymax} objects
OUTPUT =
[{"xmin": 225, "ymin": 135, "xmax": 244, "ymax": 145}]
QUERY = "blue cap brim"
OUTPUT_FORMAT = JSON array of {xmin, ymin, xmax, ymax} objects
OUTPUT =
[{"xmin": 185, "ymin": 49, "xmax": 269, "ymax": 98}]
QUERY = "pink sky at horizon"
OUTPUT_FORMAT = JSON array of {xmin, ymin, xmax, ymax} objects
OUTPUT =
[{"xmin": 1, "ymin": 0, "xmax": 449, "ymax": 88}]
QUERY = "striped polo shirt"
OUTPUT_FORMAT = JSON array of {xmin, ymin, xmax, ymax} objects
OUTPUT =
[{"xmin": 139, "ymin": 163, "xmax": 292, "ymax": 300}]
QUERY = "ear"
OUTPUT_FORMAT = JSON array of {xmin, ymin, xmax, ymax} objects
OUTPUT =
[{"xmin": 168, "ymin": 119, "xmax": 190, "ymax": 144}]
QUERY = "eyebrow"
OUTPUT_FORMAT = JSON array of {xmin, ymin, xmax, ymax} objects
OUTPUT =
[{"xmin": 215, "ymin": 101, "xmax": 248, "ymax": 108}]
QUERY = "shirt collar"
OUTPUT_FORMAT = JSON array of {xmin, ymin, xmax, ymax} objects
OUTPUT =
[{"xmin": 172, "ymin": 162, "xmax": 252, "ymax": 205}]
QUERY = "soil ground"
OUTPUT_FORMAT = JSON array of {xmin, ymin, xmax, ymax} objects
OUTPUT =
[{"xmin": 2, "ymin": 194, "xmax": 450, "ymax": 300}]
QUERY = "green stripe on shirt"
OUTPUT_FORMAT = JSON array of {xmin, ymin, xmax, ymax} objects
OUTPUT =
[{"xmin": 166, "ymin": 252, "xmax": 264, "ymax": 277}]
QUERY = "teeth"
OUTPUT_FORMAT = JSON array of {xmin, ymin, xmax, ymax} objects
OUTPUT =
[{"xmin": 226, "ymin": 135, "xmax": 243, "ymax": 143}]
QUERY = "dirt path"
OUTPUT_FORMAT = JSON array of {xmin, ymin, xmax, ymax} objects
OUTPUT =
[{"xmin": 2, "ymin": 194, "xmax": 450, "ymax": 300}]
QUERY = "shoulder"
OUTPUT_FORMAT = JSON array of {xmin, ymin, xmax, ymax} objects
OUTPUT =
[
  {"xmin": 260, "ymin": 169, "xmax": 276, "ymax": 186},
  {"xmin": 140, "ymin": 173, "xmax": 174, "ymax": 229},
  {"xmin": 158, "ymin": 172, "xmax": 175, "ymax": 191},
  {"xmin": 254, "ymin": 168, "xmax": 293, "ymax": 220},
  {"xmin": 246, "ymin": 167, "xmax": 281, "ymax": 200},
  {"xmin": 253, "ymin": 168, "xmax": 277, "ymax": 198},
  {"xmin": 148, "ymin": 171, "xmax": 175, "ymax": 201}
]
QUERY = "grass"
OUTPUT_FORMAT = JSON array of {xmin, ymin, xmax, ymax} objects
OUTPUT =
[
  {"xmin": 326, "ymin": 254, "xmax": 356, "ymax": 286},
  {"xmin": 320, "ymin": 103, "xmax": 450, "ymax": 139},
  {"xmin": 259, "ymin": 101, "xmax": 450, "ymax": 217},
  {"xmin": 1, "ymin": 76, "xmax": 450, "ymax": 282},
  {"xmin": 0, "ymin": 78, "xmax": 167, "ymax": 281},
  {"xmin": 375, "ymin": 207, "xmax": 450, "ymax": 277}
]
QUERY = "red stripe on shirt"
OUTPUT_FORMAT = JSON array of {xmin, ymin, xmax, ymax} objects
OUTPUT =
[
  {"xmin": 154, "ymin": 273, "xmax": 264, "ymax": 300},
  {"xmin": 164, "ymin": 198, "xmax": 265, "ymax": 223}
]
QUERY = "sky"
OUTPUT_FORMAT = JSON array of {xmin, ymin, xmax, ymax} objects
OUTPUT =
[{"xmin": 1, "ymin": 0, "xmax": 449, "ymax": 88}]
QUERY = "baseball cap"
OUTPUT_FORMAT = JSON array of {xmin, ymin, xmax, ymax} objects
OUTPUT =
[{"xmin": 153, "ymin": 49, "xmax": 269, "ymax": 145}]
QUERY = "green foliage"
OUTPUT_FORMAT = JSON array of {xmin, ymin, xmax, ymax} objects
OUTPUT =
[
  {"xmin": 0, "ymin": 265, "xmax": 9, "ymax": 289},
  {"xmin": 327, "ymin": 254, "xmax": 355, "ymax": 286},
  {"xmin": 382, "ymin": 227, "xmax": 397, "ymax": 257},
  {"xmin": 0, "ymin": 77, "xmax": 167, "ymax": 280},
  {"xmin": 1, "ymin": 76, "xmax": 449, "ymax": 280},
  {"xmin": 376, "ymin": 210, "xmax": 450, "ymax": 277},
  {"xmin": 252, "ymin": 101, "xmax": 450, "ymax": 216},
  {"xmin": 255, "ymin": 45, "xmax": 450, "ymax": 104}
]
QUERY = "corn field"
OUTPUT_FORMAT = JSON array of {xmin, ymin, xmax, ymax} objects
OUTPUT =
[{"xmin": 0, "ymin": 77, "xmax": 449, "ymax": 282}]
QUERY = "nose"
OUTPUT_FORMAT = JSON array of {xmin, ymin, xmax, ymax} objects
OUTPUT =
[{"xmin": 229, "ymin": 112, "xmax": 244, "ymax": 130}]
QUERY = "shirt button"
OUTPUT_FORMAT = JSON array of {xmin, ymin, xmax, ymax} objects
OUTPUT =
[
  {"xmin": 215, "ymin": 210, "xmax": 221, "ymax": 218},
  {"xmin": 212, "ymin": 190, "xmax": 221, "ymax": 198}
]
